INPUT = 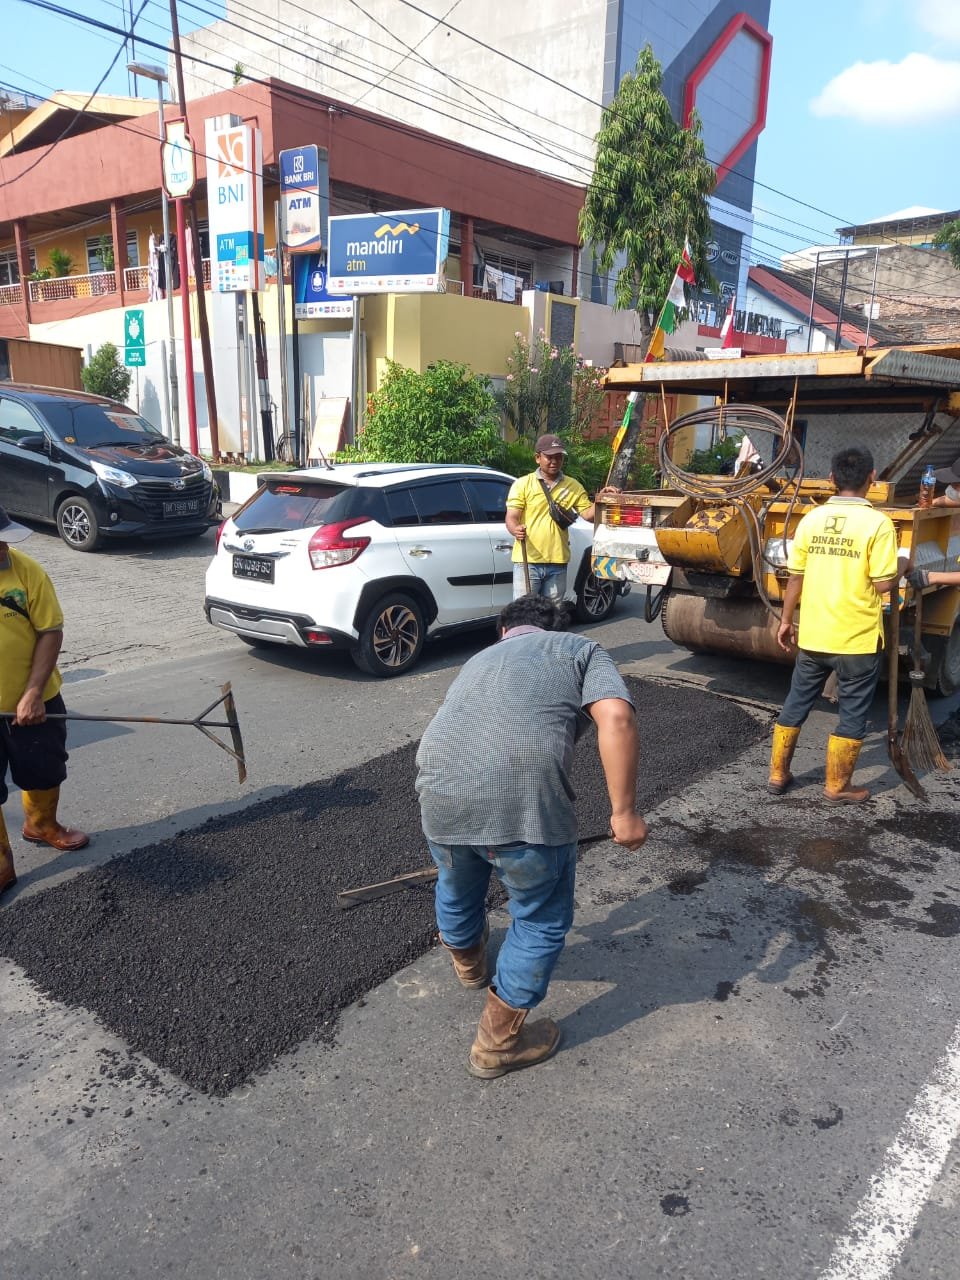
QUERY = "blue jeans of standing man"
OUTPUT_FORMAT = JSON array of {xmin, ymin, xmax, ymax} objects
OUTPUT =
[
  {"xmin": 427, "ymin": 839, "xmax": 577, "ymax": 1009},
  {"xmin": 512, "ymin": 561, "xmax": 567, "ymax": 601},
  {"xmin": 778, "ymin": 647, "xmax": 883, "ymax": 740}
]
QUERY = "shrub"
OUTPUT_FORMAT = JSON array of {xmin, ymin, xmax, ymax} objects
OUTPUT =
[
  {"xmin": 48, "ymin": 247, "xmax": 74, "ymax": 278},
  {"xmin": 338, "ymin": 359, "xmax": 504, "ymax": 467},
  {"xmin": 497, "ymin": 329, "xmax": 607, "ymax": 443},
  {"xmin": 81, "ymin": 342, "xmax": 132, "ymax": 402},
  {"xmin": 685, "ymin": 436, "xmax": 741, "ymax": 475}
]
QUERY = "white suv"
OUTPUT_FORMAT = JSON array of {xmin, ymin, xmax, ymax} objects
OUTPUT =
[{"xmin": 204, "ymin": 463, "xmax": 624, "ymax": 677}]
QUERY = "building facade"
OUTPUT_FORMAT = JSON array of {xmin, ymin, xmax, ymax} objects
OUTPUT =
[{"xmin": 180, "ymin": 0, "xmax": 772, "ymax": 304}]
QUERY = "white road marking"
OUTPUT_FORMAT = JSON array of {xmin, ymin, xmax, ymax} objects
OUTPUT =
[{"xmin": 820, "ymin": 1020, "xmax": 960, "ymax": 1280}]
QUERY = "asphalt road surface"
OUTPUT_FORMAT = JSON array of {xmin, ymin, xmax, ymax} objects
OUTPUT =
[{"xmin": 3, "ymin": 520, "xmax": 960, "ymax": 1280}]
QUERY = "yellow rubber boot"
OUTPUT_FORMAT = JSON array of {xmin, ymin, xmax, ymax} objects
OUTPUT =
[
  {"xmin": 468, "ymin": 988, "xmax": 561, "ymax": 1079},
  {"xmin": 0, "ymin": 809, "xmax": 16, "ymax": 899},
  {"xmin": 21, "ymin": 787, "xmax": 89, "ymax": 851},
  {"xmin": 768, "ymin": 724, "xmax": 801, "ymax": 795},
  {"xmin": 824, "ymin": 735, "xmax": 870, "ymax": 804}
]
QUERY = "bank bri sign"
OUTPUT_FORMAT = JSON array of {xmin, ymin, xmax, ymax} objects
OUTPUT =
[{"xmin": 326, "ymin": 208, "xmax": 450, "ymax": 294}]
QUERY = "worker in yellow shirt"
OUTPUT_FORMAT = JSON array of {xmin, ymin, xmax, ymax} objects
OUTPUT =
[
  {"xmin": 1, "ymin": 507, "xmax": 89, "ymax": 900},
  {"xmin": 768, "ymin": 447, "xmax": 901, "ymax": 804},
  {"xmin": 505, "ymin": 435, "xmax": 595, "ymax": 600}
]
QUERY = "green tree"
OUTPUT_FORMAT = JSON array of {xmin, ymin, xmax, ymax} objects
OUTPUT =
[
  {"xmin": 933, "ymin": 219, "xmax": 960, "ymax": 272},
  {"xmin": 81, "ymin": 342, "xmax": 132, "ymax": 402},
  {"xmin": 340, "ymin": 359, "xmax": 504, "ymax": 466},
  {"xmin": 579, "ymin": 46, "xmax": 716, "ymax": 339}
]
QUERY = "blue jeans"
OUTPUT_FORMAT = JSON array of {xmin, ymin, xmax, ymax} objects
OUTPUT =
[
  {"xmin": 779, "ymin": 647, "xmax": 883, "ymax": 741},
  {"xmin": 427, "ymin": 840, "xmax": 577, "ymax": 1009},
  {"xmin": 512, "ymin": 561, "xmax": 567, "ymax": 600}
]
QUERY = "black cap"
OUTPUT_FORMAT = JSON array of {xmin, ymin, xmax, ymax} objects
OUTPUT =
[{"xmin": 0, "ymin": 506, "xmax": 32, "ymax": 544}]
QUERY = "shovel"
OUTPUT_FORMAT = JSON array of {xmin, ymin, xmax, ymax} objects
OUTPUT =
[
  {"xmin": 520, "ymin": 533, "xmax": 532, "ymax": 594},
  {"xmin": 886, "ymin": 588, "xmax": 925, "ymax": 799}
]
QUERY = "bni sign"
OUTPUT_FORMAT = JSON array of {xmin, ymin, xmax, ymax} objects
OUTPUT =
[
  {"xmin": 326, "ymin": 208, "xmax": 450, "ymax": 294},
  {"xmin": 204, "ymin": 120, "xmax": 265, "ymax": 292},
  {"xmin": 279, "ymin": 145, "xmax": 328, "ymax": 255}
]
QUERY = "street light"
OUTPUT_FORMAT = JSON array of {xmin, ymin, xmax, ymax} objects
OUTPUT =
[{"xmin": 128, "ymin": 60, "xmax": 181, "ymax": 445}]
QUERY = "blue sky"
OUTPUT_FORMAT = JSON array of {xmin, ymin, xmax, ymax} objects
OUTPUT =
[
  {"xmin": 4, "ymin": 0, "xmax": 959, "ymax": 266},
  {"xmin": 755, "ymin": 0, "xmax": 960, "ymax": 256}
]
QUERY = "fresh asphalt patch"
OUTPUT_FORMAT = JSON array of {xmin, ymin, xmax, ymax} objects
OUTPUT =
[{"xmin": 0, "ymin": 678, "xmax": 768, "ymax": 1095}]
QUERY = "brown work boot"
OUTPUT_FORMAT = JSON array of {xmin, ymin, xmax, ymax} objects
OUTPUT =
[
  {"xmin": 768, "ymin": 724, "xmax": 801, "ymax": 794},
  {"xmin": 440, "ymin": 917, "xmax": 490, "ymax": 989},
  {"xmin": 824, "ymin": 735, "xmax": 870, "ymax": 804},
  {"xmin": 467, "ymin": 987, "xmax": 561, "ymax": 1079},
  {"xmin": 0, "ymin": 810, "xmax": 16, "ymax": 899},
  {"xmin": 21, "ymin": 787, "xmax": 89, "ymax": 851}
]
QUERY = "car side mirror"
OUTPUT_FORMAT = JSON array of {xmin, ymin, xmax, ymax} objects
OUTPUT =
[{"xmin": 17, "ymin": 433, "xmax": 47, "ymax": 453}]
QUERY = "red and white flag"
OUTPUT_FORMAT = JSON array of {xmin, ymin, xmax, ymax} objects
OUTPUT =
[{"xmin": 720, "ymin": 294, "xmax": 738, "ymax": 348}]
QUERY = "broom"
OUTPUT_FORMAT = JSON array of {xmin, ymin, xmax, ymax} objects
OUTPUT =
[{"xmin": 900, "ymin": 586, "xmax": 952, "ymax": 774}]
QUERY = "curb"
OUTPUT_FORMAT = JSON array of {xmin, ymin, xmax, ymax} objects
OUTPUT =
[{"xmin": 212, "ymin": 470, "xmax": 263, "ymax": 505}]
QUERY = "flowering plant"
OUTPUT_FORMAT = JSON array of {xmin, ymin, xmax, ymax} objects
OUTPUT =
[{"xmin": 497, "ymin": 330, "xmax": 607, "ymax": 445}]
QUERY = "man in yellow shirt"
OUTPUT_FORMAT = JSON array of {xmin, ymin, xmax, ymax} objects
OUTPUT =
[
  {"xmin": 768, "ymin": 447, "xmax": 900, "ymax": 804},
  {"xmin": 1, "ymin": 507, "xmax": 88, "ymax": 899},
  {"xmin": 505, "ymin": 434, "xmax": 595, "ymax": 600}
]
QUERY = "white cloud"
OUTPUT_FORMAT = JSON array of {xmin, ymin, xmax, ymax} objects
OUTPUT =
[
  {"xmin": 810, "ymin": 52, "xmax": 960, "ymax": 124},
  {"xmin": 916, "ymin": 0, "xmax": 960, "ymax": 44}
]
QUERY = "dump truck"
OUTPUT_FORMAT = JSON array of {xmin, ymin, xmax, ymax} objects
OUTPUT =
[{"xmin": 593, "ymin": 345, "xmax": 960, "ymax": 693}]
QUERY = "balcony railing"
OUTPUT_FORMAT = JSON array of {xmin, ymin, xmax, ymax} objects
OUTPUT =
[
  {"xmin": 0, "ymin": 282, "xmax": 24, "ymax": 306},
  {"xmin": 444, "ymin": 279, "xmax": 524, "ymax": 305},
  {"xmin": 25, "ymin": 261, "xmax": 215, "ymax": 305},
  {"xmin": 123, "ymin": 259, "xmax": 212, "ymax": 291},
  {"xmin": 28, "ymin": 270, "xmax": 118, "ymax": 303}
]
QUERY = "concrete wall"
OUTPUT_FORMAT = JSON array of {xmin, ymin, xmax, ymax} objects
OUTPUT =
[{"xmin": 181, "ymin": 0, "xmax": 607, "ymax": 187}]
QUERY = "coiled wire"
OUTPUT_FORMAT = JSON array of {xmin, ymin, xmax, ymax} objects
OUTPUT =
[{"xmin": 657, "ymin": 403, "xmax": 805, "ymax": 621}]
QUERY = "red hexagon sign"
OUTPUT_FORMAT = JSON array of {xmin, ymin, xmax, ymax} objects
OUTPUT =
[{"xmin": 683, "ymin": 12, "xmax": 773, "ymax": 184}]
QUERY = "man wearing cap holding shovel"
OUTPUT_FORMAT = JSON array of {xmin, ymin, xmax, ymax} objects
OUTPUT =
[
  {"xmin": 505, "ymin": 435, "xmax": 596, "ymax": 600},
  {"xmin": 0, "ymin": 506, "xmax": 88, "ymax": 899}
]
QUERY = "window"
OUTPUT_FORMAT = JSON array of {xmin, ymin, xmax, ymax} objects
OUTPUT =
[
  {"xmin": 410, "ymin": 481, "xmax": 474, "ymax": 525},
  {"xmin": 86, "ymin": 231, "xmax": 140, "ymax": 274},
  {"xmin": 0, "ymin": 398, "xmax": 43, "ymax": 443},
  {"xmin": 384, "ymin": 487, "xmax": 420, "ymax": 527},
  {"xmin": 467, "ymin": 478, "xmax": 509, "ymax": 522},
  {"xmin": 0, "ymin": 248, "xmax": 35, "ymax": 287}
]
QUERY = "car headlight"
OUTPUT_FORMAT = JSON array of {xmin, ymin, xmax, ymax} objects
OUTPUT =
[
  {"xmin": 200, "ymin": 458, "xmax": 212, "ymax": 482},
  {"xmin": 91, "ymin": 460, "xmax": 138, "ymax": 488}
]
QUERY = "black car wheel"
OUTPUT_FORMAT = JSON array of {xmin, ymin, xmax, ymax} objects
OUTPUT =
[
  {"xmin": 575, "ymin": 569, "xmax": 618, "ymax": 623},
  {"xmin": 935, "ymin": 619, "xmax": 960, "ymax": 696},
  {"xmin": 352, "ymin": 593, "xmax": 425, "ymax": 677},
  {"xmin": 56, "ymin": 496, "xmax": 102, "ymax": 552}
]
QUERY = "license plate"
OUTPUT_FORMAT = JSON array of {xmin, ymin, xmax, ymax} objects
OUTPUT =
[
  {"xmin": 163, "ymin": 498, "xmax": 200, "ymax": 517},
  {"xmin": 232, "ymin": 554, "xmax": 275, "ymax": 583},
  {"xmin": 625, "ymin": 561, "xmax": 673, "ymax": 586}
]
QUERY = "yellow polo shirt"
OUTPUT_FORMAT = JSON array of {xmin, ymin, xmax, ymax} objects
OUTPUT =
[
  {"xmin": 506, "ymin": 471, "xmax": 591, "ymax": 565},
  {"xmin": 0, "ymin": 547, "xmax": 64, "ymax": 713},
  {"xmin": 788, "ymin": 496, "xmax": 898, "ymax": 654}
]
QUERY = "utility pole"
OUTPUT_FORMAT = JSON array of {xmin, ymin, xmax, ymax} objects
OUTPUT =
[{"xmin": 168, "ymin": 0, "xmax": 220, "ymax": 460}]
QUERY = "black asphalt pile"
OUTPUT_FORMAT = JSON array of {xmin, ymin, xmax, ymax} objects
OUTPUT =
[{"xmin": 0, "ymin": 677, "xmax": 766, "ymax": 1095}]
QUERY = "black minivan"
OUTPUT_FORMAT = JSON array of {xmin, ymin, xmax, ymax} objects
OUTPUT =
[{"xmin": 0, "ymin": 384, "xmax": 221, "ymax": 551}]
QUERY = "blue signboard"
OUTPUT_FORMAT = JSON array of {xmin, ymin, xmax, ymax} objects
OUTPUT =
[
  {"xmin": 326, "ymin": 207, "xmax": 450, "ymax": 294},
  {"xmin": 292, "ymin": 256, "xmax": 352, "ymax": 319},
  {"xmin": 279, "ymin": 144, "xmax": 328, "ymax": 255}
]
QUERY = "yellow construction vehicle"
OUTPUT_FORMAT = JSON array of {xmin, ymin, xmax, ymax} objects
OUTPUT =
[{"xmin": 594, "ymin": 345, "xmax": 960, "ymax": 693}]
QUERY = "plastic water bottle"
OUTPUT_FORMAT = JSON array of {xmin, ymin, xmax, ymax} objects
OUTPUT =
[{"xmin": 918, "ymin": 464, "xmax": 936, "ymax": 509}]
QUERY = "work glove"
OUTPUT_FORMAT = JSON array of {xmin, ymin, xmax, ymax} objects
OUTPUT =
[{"xmin": 905, "ymin": 567, "xmax": 930, "ymax": 589}]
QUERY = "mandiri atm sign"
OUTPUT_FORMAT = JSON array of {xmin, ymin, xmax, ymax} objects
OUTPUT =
[{"xmin": 326, "ymin": 208, "xmax": 450, "ymax": 294}]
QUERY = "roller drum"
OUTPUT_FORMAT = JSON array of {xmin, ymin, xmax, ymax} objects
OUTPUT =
[{"xmin": 661, "ymin": 591, "xmax": 792, "ymax": 665}]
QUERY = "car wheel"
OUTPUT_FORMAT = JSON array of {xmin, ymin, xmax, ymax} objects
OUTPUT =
[
  {"xmin": 56, "ymin": 496, "xmax": 102, "ymax": 552},
  {"xmin": 575, "ymin": 569, "xmax": 618, "ymax": 623},
  {"xmin": 352, "ymin": 593, "xmax": 425, "ymax": 677}
]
